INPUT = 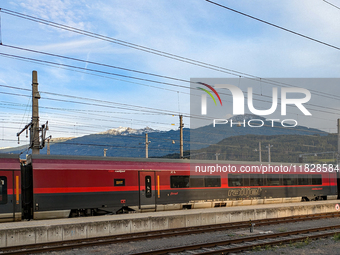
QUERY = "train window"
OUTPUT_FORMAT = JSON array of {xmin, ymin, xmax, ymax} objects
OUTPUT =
[
  {"xmin": 171, "ymin": 176, "xmax": 221, "ymax": 188},
  {"xmin": 205, "ymin": 176, "xmax": 221, "ymax": 187},
  {"xmin": 114, "ymin": 179, "xmax": 125, "ymax": 186},
  {"xmin": 266, "ymin": 174, "xmax": 281, "ymax": 186},
  {"xmin": 145, "ymin": 176, "xmax": 152, "ymax": 198},
  {"xmin": 242, "ymin": 175, "xmax": 250, "ymax": 186},
  {"xmin": 228, "ymin": 174, "xmax": 244, "ymax": 187},
  {"xmin": 190, "ymin": 176, "xmax": 204, "ymax": 187},
  {"xmin": 171, "ymin": 176, "xmax": 190, "ymax": 188},
  {"xmin": 0, "ymin": 177, "xmax": 7, "ymax": 204},
  {"xmin": 311, "ymin": 175, "xmax": 322, "ymax": 185},
  {"xmin": 249, "ymin": 174, "xmax": 263, "ymax": 186},
  {"xmin": 283, "ymin": 174, "xmax": 297, "ymax": 185},
  {"xmin": 298, "ymin": 175, "xmax": 309, "ymax": 185}
]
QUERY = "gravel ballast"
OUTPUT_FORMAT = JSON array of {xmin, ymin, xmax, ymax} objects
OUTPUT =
[{"xmin": 43, "ymin": 217, "xmax": 340, "ymax": 255}]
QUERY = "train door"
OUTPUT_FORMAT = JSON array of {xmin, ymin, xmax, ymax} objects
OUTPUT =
[
  {"xmin": 0, "ymin": 170, "xmax": 12, "ymax": 222},
  {"xmin": 0, "ymin": 169, "xmax": 21, "ymax": 222},
  {"xmin": 139, "ymin": 171, "xmax": 156, "ymax": 210},
  {"xmin": 0, "ymin": 154, "xmax": 21, "ymax": 222}
]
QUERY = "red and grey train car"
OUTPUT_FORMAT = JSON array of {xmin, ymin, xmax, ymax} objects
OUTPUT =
[{"xmin": 0, "ymin": 154, "xmax": 338, "ymax": 222}]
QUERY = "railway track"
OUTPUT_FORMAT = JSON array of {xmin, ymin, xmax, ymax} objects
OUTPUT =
[
  {"xmin": 132, "ymin": 225, "xmax": 340, "ymax": 255},
  {"xmin": 2, "ymin": 212, "xmax": 340, "ymax": 255}
]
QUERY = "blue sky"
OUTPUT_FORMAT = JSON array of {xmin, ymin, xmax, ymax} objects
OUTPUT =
[{"xmin": 1, "ymin": 0, "xmax": 340, "ymax": 148}]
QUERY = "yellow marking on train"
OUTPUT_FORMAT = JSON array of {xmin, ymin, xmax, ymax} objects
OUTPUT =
[
  {"xmin": 157, "ymin": 175, "xmax": 160, "ymax": 198},
  {"xmin": 16, "ymin": 176, "xmax": 19, "ymax": 205}
]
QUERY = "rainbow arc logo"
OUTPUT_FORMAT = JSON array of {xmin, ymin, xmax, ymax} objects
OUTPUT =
[
  {"xmin": 197, "ymin": 82, "xmax": 222, "ymax": 115},
  {"xmin": 197, "ymin": 82, "xmax": 222, "ymax": 106}
]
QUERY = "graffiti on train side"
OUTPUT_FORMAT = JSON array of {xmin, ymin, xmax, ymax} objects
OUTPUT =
[{"xmin": 228, "ymin": 188, "xmax": 262, "ymax": 197}]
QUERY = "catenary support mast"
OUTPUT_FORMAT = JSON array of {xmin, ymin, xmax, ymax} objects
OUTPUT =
[{"xmin": 31, "ymin": 71, "xmax": 40, "ymax": 154}]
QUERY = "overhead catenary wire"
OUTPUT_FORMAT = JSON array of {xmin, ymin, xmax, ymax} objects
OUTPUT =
[
  {"xmin": 1, "ymin": 44, "xmax": 190, "ymax": 85},
  {"xmin": 1, "ymin": 48, "xmax": 340, "ymax": 116},
  {"xmin": 0, "ymin": 52, "xmax": 191, "ymax": 95},
  {"xmin": 0, "ymin": 8, "xmax": 338, "ymax": 147},
  {"xmin": 204, "ymin": 0, "xmax": 340, "ymax": 51},
  {"xmin": 2, "ymin": 99, "xmax": 337, "ymax": 145},
  {"xmin": 0, "ymin": 97, "xmax": 339, "ymax": 144},
  {"xmin": 0, "ymin": 59, "xmax": 337, "ymax": 131},
  {"xmin": 1, "ymin": 53, "xmax": 338, "ymax": 146},
  {"xmin": 0, "ymin": 8, "xmax": 259, "ymax": 77},
  {"xmin": 2, "ymin": 112, "xmax": 337, "ymax": 152},
  {"xmin": 2, "ymin": 103, "xmax": 334, "ymax": 151},
  {"xmin": 1, "ymin": 8, "xmax": 340, "ymax": 101},
  {"xmin": 1, "ymin": 85, "xmax": 339, "ymax": 120},
  {"xmin": 1, "ymin": 81, "xmax": 340, "ymax": 133},
  {"xmin": 322, "ymin": 0, "xmax": 340, "ymax": 10},
  {"xmin": 0, "ymin": 52, "xmax": 191, "ymax": 92},
  {"xmin": 3, "ymin": 44, "xmax": 340, "ymax": 103},
  {"xmin": 1, "ymin": 102, "xmax": 334, "ymax": 141}
]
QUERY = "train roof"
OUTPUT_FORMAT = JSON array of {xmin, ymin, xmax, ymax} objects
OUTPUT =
[{"xmin": 25, "ymin": 154, "xmax": 302, "ymax": 166}]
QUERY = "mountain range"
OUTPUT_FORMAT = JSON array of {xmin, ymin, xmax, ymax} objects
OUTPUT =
[{"xmin": 1, "ymin": 114, "xmax": 328, "ymax": 158}]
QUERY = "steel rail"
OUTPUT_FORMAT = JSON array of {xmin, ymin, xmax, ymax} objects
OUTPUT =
[{"xmin": 132, "ymin": 225, "xmax": 340, "ymax": 255}]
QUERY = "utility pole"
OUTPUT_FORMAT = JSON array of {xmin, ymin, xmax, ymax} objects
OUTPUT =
[
  {"xmin": 31, "ymin": 71, "xmax": 41, "ymax": 155},
  {"xmin": 17, "ymin": 71, "xmax": 49, "ymax": 154},
  {"xmin": 145, "ymin": 133, "xmax": 151, "ymax": 158},
  {"xmin": 259, "ymin": 142, "xmax": 262, "ymax": 162},
  {"xmin": 266, "ymin": 144, "xmax": 273, "ymax": 163},
  {"xmin": 254, "ymin": 142, "xmax": 262, "ymax": 162},
  {"xmin": 179, "ymin": 115, "xmax": 183, "ymax": 159}
]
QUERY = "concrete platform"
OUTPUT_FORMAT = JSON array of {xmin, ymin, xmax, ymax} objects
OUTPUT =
[{"xmin": 0, "ymin": 200, "xmax": 339, "ymax": 247}]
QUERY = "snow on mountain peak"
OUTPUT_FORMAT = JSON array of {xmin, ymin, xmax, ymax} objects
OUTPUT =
[{"xmin": 99, "ymin": 126, "xmax": 158, "ymax": 135}]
